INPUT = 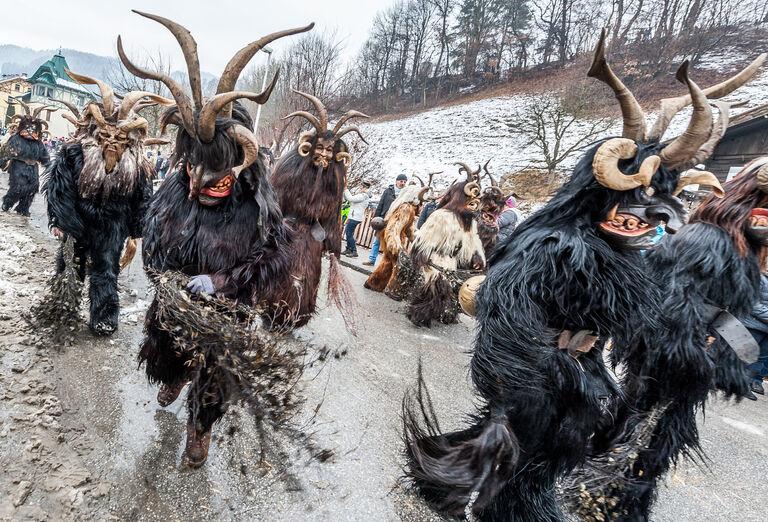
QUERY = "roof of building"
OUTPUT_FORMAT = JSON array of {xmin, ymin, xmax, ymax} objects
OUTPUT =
[{"xmin": 28, "ymin": 53, "xmax": 94, "ymax": 95}]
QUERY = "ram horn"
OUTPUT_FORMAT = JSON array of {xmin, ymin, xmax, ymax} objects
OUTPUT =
[
  {"xmin": 216, "ymin": 23, "xmax": 315, "ymax": 96},
  {"xmin": 332, "ymin": 110, "xmax": 370, "ymax": 135},
  {"xmin": 658, "ymin": 61, "xmax": 713, "ymax": 169},
  {"xmin": 132, "ymin": 10, "xmax": 203, "ymax": 108},
  {"xmin": 65, "ymin": 69, "xmax": 115, "ymax": 117},
  {"xmin": 587, "ymin": 28, "xmax": 646, "ymax": 142},
  {"xmin": 197, "ymin": 71, "xmax": 280, "ymax": 143},
  {"xmin": 674, "ymin": 169, "xmax": 724, "ymax": 197},
  {"xmin": 648, "ymin": 53, "xmax": 766, "ymax": 141},
  {"xmin": 335, "ymin": 152, "xmax": 352, "ymax": 168},
  {"xmin": 118, "ymin": 92, "xmax": 175, "ymax": 121},
  {"xmin": 455, "ymin": 161, "xmax": 481, "ymax": 182},
  {"xmin": 227, "ymin": 124, "xmax": 259, "ymax": 179},
  {"xmin": 464, "ymin": 181, "xmax": 481, "ymax": 198},
  {"xmin": 593, "ymin": 138, "xmax": 659, "ymax": 191},
  {"xmin": 117, "ymin": 35, "xmax": 196, "ymax": 138}
]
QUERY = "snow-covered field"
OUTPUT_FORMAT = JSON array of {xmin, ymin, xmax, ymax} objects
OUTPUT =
[{"xmin": 360, "ymin": 52, "xmax": 768, "ymax": 188}]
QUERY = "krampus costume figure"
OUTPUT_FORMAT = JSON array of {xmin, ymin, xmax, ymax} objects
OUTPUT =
[
  {"xmin": 402, "ymin": 31, "xmax": 761, "ymax": 520},
  {"xmin": 263, "ymin": 92, "xmax": 367, "ymax": 328},
  {"xmin": 404, "ymin": 162, "xmax": 485, "ymax": 327},
  {"xmin": 1, "ymin": 100, "xmax": 53, "ymax": 216},
  {"xmin": 476, "ymin": 161, "xmax": 507, "ymax": 258},
  {"xmin": 43, "ymin": 71, "xmax": 171, "ymax": 335},
  {"xmin": 364, "ymin": 177, "xmax": 431, "ymax": 300},
  {"xmin": 120, "ymin": 11, "xmax": 313, "ymax": 467}
]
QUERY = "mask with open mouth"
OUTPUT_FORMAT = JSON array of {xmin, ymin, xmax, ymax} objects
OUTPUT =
[{"xmin": 747, "ymin": 208, "xmax": 768, "ymax": 245}]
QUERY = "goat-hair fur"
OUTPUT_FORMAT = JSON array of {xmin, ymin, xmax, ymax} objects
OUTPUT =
[
  {"xmin": 595, "ymin": 163, "xmax": 765, "ymax": 520},
  {"xmin": 42, "ymin": 137, "xmax": 151, "ymax": 335},
  {"xmin": 140, "ymin": 102, "xmax": 290, "ymax": 432},
  {"xmin": 365, "ymin": 185, "xmax": 423, "ymax": 298},
  {"xmin": 405, "ymin": 192, "xmax": 485, "ymax": 327},
  {"xmin": 260, "ymin": 132, "xmax": 349, "ymax": 329},
  {"xmin": 1, "ymin": 132, "xmax": 50, "ymax": 215},
  {"xmin": 403, "ymin": 141, "xmax": 678, "ymax": 520}
]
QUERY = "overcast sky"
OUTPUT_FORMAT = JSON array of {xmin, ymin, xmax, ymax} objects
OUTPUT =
[{"xmin": 1, "ymin": 0, "xmax": 383, "ymax": 73}]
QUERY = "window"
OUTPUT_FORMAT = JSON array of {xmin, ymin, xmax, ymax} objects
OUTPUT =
[
  {"xmin": 46, "ymin": 88, "xmax": 53, "ymax": 97},
  {"xmin": 14, "ymin": 84, "xmax": 20, "ymax": 91}
]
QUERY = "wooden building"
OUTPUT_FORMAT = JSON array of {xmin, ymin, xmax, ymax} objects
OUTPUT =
[{"xmin": 707, "ymin": 104, "xmax": 768, "ymax": 181}]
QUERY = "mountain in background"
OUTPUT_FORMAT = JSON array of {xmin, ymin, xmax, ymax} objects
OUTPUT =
[{"xmin": 0, "ymin": 44, "xmax": 116, "ymax": 78}]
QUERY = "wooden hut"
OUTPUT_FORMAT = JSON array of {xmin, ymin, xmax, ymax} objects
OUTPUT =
[{"xmin": 707, "ymin": 104, "xmax": 768, "ymax": 181}]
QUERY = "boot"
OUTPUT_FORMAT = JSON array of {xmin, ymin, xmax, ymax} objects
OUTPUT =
[
  {"xmin": 157, "ymin": 381, "xmax": 187, "ymax": 407},
  {"xmin": 184, "ymin": 420, "xmax": 212, "ymax": 468}
]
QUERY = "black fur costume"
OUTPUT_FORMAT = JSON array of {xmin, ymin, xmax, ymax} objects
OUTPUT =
[
  {"xmin": 1, "ymin": 110, "xmax": 51, "ymax": 216},
  {"xmin": 43, "ymin": 72, "xmax": 161, "ymax": 336}
]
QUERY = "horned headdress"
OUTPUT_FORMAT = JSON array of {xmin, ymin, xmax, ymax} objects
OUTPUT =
[{"xmin": 588, "ymin": 29, "xmax": 765, "ymax": 194}]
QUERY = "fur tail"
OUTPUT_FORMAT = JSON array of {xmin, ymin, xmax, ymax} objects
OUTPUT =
[
  {"xmin": 327, "ymin": 254, "xmax": 359, "ymax": 335},
  {"xmin": 402, "ymin": 361, "xmax": 519, "ymax": 518}
]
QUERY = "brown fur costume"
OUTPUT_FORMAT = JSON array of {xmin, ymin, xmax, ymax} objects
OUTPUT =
[{"xmin": 365, "ymin": 184, "xmax": 428, "ymax": 299}]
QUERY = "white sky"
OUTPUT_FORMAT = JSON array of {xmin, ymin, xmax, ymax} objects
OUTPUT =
[{"xmin": 0, "ymin": 0, "xmax": 384, "ymax": 73}]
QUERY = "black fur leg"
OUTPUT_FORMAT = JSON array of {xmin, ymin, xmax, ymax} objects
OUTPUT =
[
  {"xmin": 140, "ymin": 300, "xmax": 191, "ymax": 386},
  {"xmin": 14, "ymin": 192, "xmax": 35, "ymax": 216},
  {"xmin": 87, "ymin": 233, "xmax": 122, "ymax": 336}
]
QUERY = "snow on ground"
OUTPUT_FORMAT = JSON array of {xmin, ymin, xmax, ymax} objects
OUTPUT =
[{"xmin": 361, "ymin": 53, "xmax": 768, "ymax": 189}]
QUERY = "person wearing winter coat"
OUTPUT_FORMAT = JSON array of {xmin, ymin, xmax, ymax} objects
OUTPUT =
[
  {"xmin": 342, "ymin": 182, "xmax": 372, "ymax": 258},
  {"xmin": 496, "ymin": 195, "xmax": 522, "ymax": 245},
  {"xmin": 741, "ymin": 273, "xmax": 768, "ymax": 399},
  {"xmin": 364, "ymin": 174, "xmax": 408, "ymax": 266}
]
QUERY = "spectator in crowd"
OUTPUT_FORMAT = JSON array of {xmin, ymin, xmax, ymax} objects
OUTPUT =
[
  {"xmin": 496, "ymin": 195, "xmax": 523, "ymax": 245},
  {"xmin": 342, "ymin": 181, "xmax": 372, "ymax": 258},
  {"xmin": 742, "ymin": 273, "xmax": 768, "ymax": 400},
  {"xmin": 364, "ymin": 173, "xmax": 408, "ymax": 266},
  {"xmin": 416, "ymin": 195, "xmax": 439, "ymax": 229}
]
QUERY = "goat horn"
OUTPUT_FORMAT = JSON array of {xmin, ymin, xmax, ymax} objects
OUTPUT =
[
  {"xmin": 117, "ymin": 35, "xmax": 197, "ymax": 138},
  {"xmin": 648, "ymin": 53, "xmax": 766, "ymax": 141},
  {"xmin": 659, "ymin": 61, "xmax": 713, "ymax": 169},
  {"xmin": 674, "ymin": 169, "xmax": 724, "ymax": 197},
  {"xmin": 227, "ymin": 124, "xmax": 260, "ymax": 179},
  {"xmin": 292, "ymin": 89, "xmax": 328, "ymax": 130},
  {"xmin": 588, "ymin": 29, "xmax": 646, "ymax": 141},
  {"xmin": 217, "ymin": 23, "xmax": 315, "ymax": 95},
  {"xmin": 197, "ymin": 72, "xmax": 280, "ymax": 143},
  {"xmin": 593, "ymin": 138, "xmax": 659, "ymax": 190},
  {"xmin": 118, "ymin": 92, "xmax": 174, "ymax": 121},
  {"xmin": 66, "ymin": 69, "xmax": 115, "ymax": 117},
  {"xmin": 132, "ymin": 11, "xmax": 203, "ymax": 109},
  {"xmin": 332, "ymin": 110, "xmax": 370, "ymax": 135}
]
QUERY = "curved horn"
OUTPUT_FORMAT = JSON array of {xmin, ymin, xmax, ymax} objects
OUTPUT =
[
  {"xmin": 659, "ymin": 61, "xmax": 713, "ymax": 169},
  {"xmin": 11, "ymin": 99, "xmax": 32, "ymax": 116},
  {"xmin": 292, "ymin": 89, "xmax": 328, "ymax": 130},
  {"xmin": 587, "ymin": 28, "xmax": 646, "ymax": 141},
  {"xmin": 117, "ymin": 35, "xmax": 196, "ymax": 137},
  {"xmin": 335, "ymin": 126, "xmax": 367, "ymax": 144},
  {"xmin": 335, "ymin": 152, "xmax": 352, "ymax": 168},
  {"xmin": 118, "ymin": 117, "xmax": 149, "ymax": 134},
  {"xmin": 674, "ymin": 169, "xmax": 724, "ymax": 197},
  {"xmin": 648, "ymin": 53, "xmax": 766, "ymax": 141},
  {"xmin": 217, "ymin": 23, "xmax": 315, "ymax": 95},
  {"xmin": 197, "ymin": 71, "xmax": 280, "ymax": 143},
  {"xmin": 283, "ymin": 111, "xmax": 323, "ymax": 134},
  {"xmin": 58, "ymin": 99, "xmax": 81, "ymax": 119},
  {"xmin": 84, "ymin": 103, "xmax": 107, "ymax": 127},
  {"xmin": 132, "ymin": 10, "xmax": 203, "ymax": 108},
  {"xmin": 593, "ymin": 138, "xmax": 659, "ymax": 190},
  {"xmin": 143, "ymin": 137, "xmax": 170, "ymax": 147},
  {"xmin": 332, "ymin": 110, "xmax": 370, "ymax": 135},
  {"xmin": 227, "ymin": 124, "xmax": 260, "ymax": 178},
  {"xmin": 757, "ymin": 163, "xmax": 768, "ymax": 194},
  {"xmin": 411, "ymin": 175, "xmax": 425, "ymax": 187},
  {"xmin": 482, "ymin": 160, "xmax": 498, "ymax": 187},
  {"xmin": 454, "ymin": 162, "xmax": 481, "ymax": 181},
  {"xmin": 65, "ymin": 69, "xmax": 115, "ymax": 117},
  {"xmin": 118, "ymin": 92, "xmax": 175, "ymax": 120},
  {"xmin": 418, "ymin": 186, "xmax": 430, "ymax": 201},
  {"xmin": 40, "ymin": 121, "xmax": 49, "ymax": 130},
  {"xmin": 61, "ymin": 113, "xmax": 82, "ymax": 126},
  {"xmin": 32, "ymin": 105, "xmax": 57, "ymax": 119},
  {"xmin": 679, "ymin": 100, "xmax": 740, "ymax": 170}
]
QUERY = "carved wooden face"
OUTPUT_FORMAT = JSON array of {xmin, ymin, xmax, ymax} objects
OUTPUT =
[
  {"xmin": 312, "ymin": 138, "xmax": 336, "ymax": 169},
  {"xmin": 96, "ymin": 125, "xmax": 132, "ymax": 173}
]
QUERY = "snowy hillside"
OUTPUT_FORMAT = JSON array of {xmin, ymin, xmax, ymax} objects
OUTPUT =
[{"xmin": 360, "ymin": 54, "xmax": 768, "ymax": 189}]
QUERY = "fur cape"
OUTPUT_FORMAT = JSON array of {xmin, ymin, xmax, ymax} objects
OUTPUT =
[
  {"xmin": 403, "ymin": 142, "xmax": 677, "ymax": 520},
  {"xmin": 1, "ymin": 132, "xmax": 50, "ymax": 214}
]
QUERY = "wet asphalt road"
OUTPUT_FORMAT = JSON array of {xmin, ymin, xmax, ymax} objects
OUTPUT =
[{"xmin": 11, "ymin": 191, "xmax": 768, "ymax": 521}]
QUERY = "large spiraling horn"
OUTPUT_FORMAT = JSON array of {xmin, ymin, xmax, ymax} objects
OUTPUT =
[
  {"xmin": 293, "ymin": 90, "xmax": 328, "ymax": 131},
  {"xmin": 32, "ymin": 105, "xmax": 57, "ymax": 119},
  {"xmin": 197, "ymin": 71, "xmax": 280, "ymax": 143},
  {"xmin": 587, "ymin": 28, "xmax": 646, "ymax": 141},
  {"xmin": 227, "ymin": 124, "xmax": 259, "ymax": 179},
  {"xmin": 65, "ymin": 69, "xmax": 115, "ymax": 117},
  {"xmin": 117, "ymin": 34, "xmax": 196, "ymax": 137},
  {"xmin": 593, "ymin": 138, "xmax": 659, "ymax": 190},
  {"xmin": 216, "ymin": 23, "xmax": 315, "ymax": 96},
  {"xmin": 132, "ymin": 10, "xmax": 203, "ymax": 108},
  {"xmin": 658, "ymin": 62, "xmax": 712, "ymax": 169},
  {"xmin": 648, "ymin": 53, "xmax": 766, "ymax": 141},
  {"xmin": 332, "ymin": 110, "xmax": 370, "ymax": 135},
  {"xmin": 674, "ymin": 169, "xmax": 724, "ymax": 197},
  {"xmin": 118, "ymin": 92, "xmax": 174, "ymax": 121}
]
